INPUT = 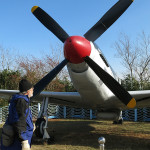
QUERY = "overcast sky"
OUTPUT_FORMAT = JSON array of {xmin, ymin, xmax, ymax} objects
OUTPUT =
[{"xmin": 0, "ymin": 0, "xmax": 150, "ymax": 78}]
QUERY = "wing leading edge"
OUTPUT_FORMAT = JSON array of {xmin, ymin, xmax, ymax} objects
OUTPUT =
[
  {"xmin": 0, "ymin": 89, "xmax": 83, "ymax": 108},
  {"xmin": 0, "ymin": 89, "xmax": 150, "ymax": 109}
]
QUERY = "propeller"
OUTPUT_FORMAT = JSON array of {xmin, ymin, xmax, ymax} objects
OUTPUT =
[
  {"xmin": 84, "ymin": 0, "xmax": 133, "ymax": 42},
  {"xmin": 31, "ymin": 6, "xmax": 69, "ymax": 43},
  {"xmin": 31, "ymin": 59, "xmax": 68, "ymax": 99},
  {"xmin": 84, "ymin": 56, "xmax": 136, "ymax": 108},
  {"xmin": 31, "ymin": 2, "xmax": 136, "ymax": 108}
]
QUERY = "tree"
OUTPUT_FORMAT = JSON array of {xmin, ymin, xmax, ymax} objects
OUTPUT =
[
  {"xmin": 114, "ymin": 33, "xmax": 138, "ymax": 79},
  {"xmin": 114, "ymin": 32, "xmax": 150, "ymax": 90},
  {"xmin": 121, "ymin": 74, "xmax": 140, "ymax": 91},
  {"xmin": 0, "ymin": 69, "xmax": 21, "ymax": 90},
  {"xmin": 133, "ymin": 32, "xmax": 150, "ymax": 89},
  {"xmin": 18, "ymin": 55, "xmax": 70, "ymax": 92},
  {"xmin": 60, "ymin": 77, "xmax": 76, "ymax": 92},
  {"xmin": 0, "ymin": 45, "xmax": 17, "ymax": 71},
  {"xmin": 0, "ymin": 69, "xmax": 21, "ymax": 106}
]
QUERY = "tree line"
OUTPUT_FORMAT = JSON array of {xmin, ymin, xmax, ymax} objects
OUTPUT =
[{"xmin": 0, "ymin": 46, "xmax": 75, "ymax": 106}]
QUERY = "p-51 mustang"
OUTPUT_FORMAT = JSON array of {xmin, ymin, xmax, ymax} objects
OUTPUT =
[{"xmin": 1, "ymin": 0, "xmax": 150, "ymax": 140}]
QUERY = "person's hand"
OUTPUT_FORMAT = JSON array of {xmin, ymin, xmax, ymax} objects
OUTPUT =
[
  {"xmin": 22, "ymin": 140, "xmax": 30, "ymax": 150},
  {"xmin": 33, "ymin": 123, "xmax": 36, "ymax": 132}
]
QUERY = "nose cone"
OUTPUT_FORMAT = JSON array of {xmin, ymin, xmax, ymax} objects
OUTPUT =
[{"xmin": 64, "ymin": 36, "xmax": 91, "ymax": 64}]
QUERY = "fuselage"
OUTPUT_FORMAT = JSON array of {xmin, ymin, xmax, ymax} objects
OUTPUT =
[{"xmin": 64, "ymin": 36, "xmax": 117, "ymax": 109}]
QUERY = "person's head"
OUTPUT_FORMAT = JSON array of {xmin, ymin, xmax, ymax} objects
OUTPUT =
[{"xmin": 19, "ymin": 79, "xmax": 34, "ymax": 98}]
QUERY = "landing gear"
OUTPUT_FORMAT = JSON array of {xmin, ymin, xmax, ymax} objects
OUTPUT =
[
  {"xmin": 113, "ymin": 118, "xmax": 123, "ymax": 124},
  {"xmin": 34, "ymin": 117, "xmax": 55, "ymax": 144},
  {"xmin": 113, "ymin": 111, "xmax": 123, "ymax": 124},
  {"xmin": 35, "ymin": 118, "xmax": 46, "ymax": 138},
  {"xmin": 35, "ymin": 97, "xmax": 50, "ymax": 141}
]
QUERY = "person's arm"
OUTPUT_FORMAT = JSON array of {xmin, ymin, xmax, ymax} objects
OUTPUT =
[{"xmin": 13, "ymin": 98, "xmax": 28, "ymax": 141}]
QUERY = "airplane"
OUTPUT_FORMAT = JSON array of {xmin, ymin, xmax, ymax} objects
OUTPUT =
[{"xmin": 1, "ymin": 0, "xmax": 150, "ymax": 141}]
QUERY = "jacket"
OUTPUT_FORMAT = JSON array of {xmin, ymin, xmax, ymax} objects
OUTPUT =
[{"xmin": 1, "ymin": 93, "xmax": 34, "ymax": 150}]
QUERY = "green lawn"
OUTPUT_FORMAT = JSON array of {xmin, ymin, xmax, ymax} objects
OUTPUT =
[{"xmin": 1, "ymin": 119, "xmax": 150, "ymax": 150}]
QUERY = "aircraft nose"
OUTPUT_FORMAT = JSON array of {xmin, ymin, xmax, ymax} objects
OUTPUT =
[{"xmin": 64, "ymin": 36, "xmax": 91, "ymax": 64}]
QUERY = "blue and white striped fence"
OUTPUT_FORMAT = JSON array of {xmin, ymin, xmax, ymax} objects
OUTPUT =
[{"xmin": 0, "ymin": 104, "xmax": 150, "ymax": 124}]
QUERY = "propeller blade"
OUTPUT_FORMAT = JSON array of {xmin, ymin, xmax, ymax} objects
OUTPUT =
[
  {"xmin": 31, "ymin": 6, "xmax": 69, "ymax": 43},
  {"xmin": 84, "ymin": 0, "xmax": 133, "ymax": 42},
  {"xmin": 84, "ymin": 56, "xmax": 136, "ymax": 108},
  {"xmin": 32, "ymin": 59, "xmax": 68, "ymax": 99}
]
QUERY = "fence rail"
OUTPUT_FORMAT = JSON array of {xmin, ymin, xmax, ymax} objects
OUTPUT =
[{"xmin": 0, "ymin": 104, "xmax": 150, "ymax": 124}]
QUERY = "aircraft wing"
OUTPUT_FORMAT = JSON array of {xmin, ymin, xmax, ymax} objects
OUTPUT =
[
  {"xmin": 38, "ymin": 91, "xmax": 83, "ymax": 107},
  {"xmin": 0, "ymin": 89, "xmax": 150, "ymax": 109},
  {"xmin": 0, "ymin": 89, "xmax": 83, "ymax": 107},
  {"xmin": 103, "ymin": 90, "xmax": 150, "ymax": 110},
  {"xmin": 129, "ymin": 90, "xmax": 150, "ymax": 108}
]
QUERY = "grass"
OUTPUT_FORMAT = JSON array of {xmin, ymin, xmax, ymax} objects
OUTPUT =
[{"xmin": 1, "ymin": 119, "xmax": 150, "ymax": 150}]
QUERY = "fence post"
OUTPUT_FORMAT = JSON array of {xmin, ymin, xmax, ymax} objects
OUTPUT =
[
  {"xmin": 90, "ymin": 109, "xmax": 93, "ymax": 120},
  {"xmin": 63, "ymin": 106, "xmax": 66, "ymax": 118},
  {"xmin": 134, "ymin": 109, "xmax": 137, "ymax": 122}
]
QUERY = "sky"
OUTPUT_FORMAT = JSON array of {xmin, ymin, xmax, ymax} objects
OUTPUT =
[{"xmin": 0, "ymin": 0, "xmax": 150, "ymax": 78}]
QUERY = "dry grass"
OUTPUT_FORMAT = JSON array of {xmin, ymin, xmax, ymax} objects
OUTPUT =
[{"xmin": 1, "ymin": 119, "xmax": 150, "ymax": 150}]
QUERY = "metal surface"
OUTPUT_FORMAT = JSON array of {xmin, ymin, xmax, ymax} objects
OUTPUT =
[{"xmin": 98, "ymin": 137, "xmax": 105, "ymax": 150}]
